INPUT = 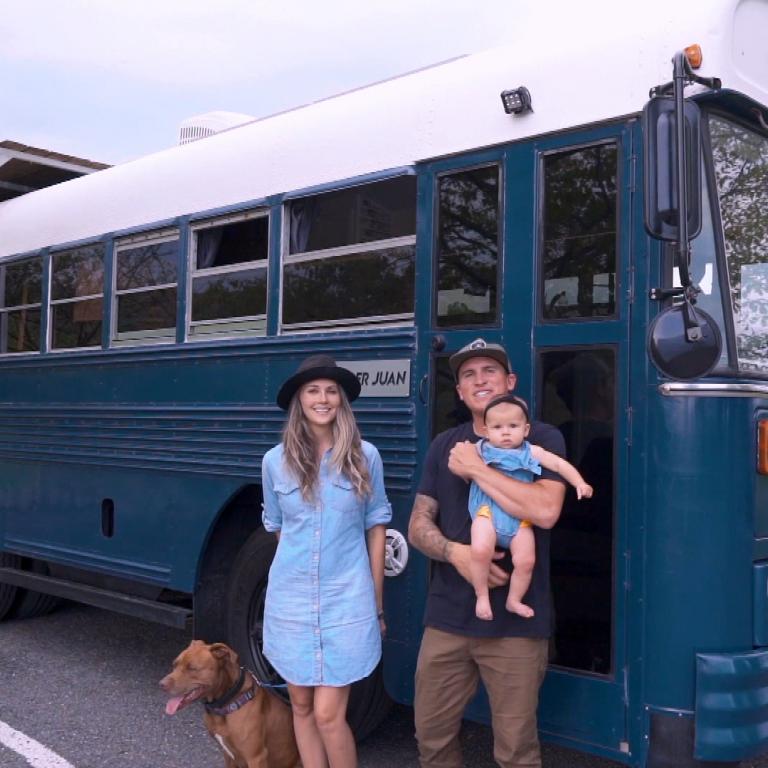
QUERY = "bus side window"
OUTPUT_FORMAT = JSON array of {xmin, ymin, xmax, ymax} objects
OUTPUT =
[
  {"xmin": 51, "ymin": 244, "xmax": 105, "ymax": 350},
  {"xmin": 189, "ymin": 211, "xmax": 269, "ymax": 338},
  {"xmin": 435, "ymin": 164, "xmax": 500, "ymax": 327},
  {"xmin": 540, "ymin": 144, "xmax": 618, "ymax": 321},
  {"xmin": 0, "ymin": 256, "xmax": 43, "ymax": 354},
  {"xmin": 114, "ymin": 229, "xmax": 179, "ymax": 345},
  {"xmin": 282, "ymin": 176, "xmax": 417, "ymax": 331}
]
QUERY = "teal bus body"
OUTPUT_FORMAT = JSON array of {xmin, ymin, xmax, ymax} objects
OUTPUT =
[
  {"xmin": 0, "ymin": 330, "xmax": 418, "ymax": 590},
  {"xmin": 2, "ymin": 18, "xmax": 768, "ymax": 766}
]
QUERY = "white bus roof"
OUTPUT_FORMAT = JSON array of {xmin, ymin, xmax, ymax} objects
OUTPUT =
[{"xmin": 1, "ymin": 0, "xmax": 766, "ymax": 261}]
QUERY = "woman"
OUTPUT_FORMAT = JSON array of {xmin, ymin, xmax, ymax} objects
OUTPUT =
[{"xmin": 261, "ymin": 354, "xmax": 391, "ymax": 768}]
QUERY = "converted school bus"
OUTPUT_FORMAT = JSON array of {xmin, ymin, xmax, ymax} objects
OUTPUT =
[{"xmin": 1, "ymin": 1, "xmax": 768, "ymax": 765}]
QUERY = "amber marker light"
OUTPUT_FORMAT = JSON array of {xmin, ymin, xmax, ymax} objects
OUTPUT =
[
  {"xmin": 685, "ymin": 44, "xmax": 703, "ymax": 69},
  {"xmin": 758, "ymin": 421, "xmax": 768, "ymax": 475}
]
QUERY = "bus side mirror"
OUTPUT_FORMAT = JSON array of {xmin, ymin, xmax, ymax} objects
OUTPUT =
[{"xmin": 643, "ymin": 96, "xmax": 703, "ymax": 242}]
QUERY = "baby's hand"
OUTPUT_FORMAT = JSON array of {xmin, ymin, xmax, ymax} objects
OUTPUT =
[{"xmin": 576, "ymin": 483, "xmax": 593, "ymax": 500}]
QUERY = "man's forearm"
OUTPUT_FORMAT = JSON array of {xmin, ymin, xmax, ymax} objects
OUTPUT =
[
  {"xmin": 469, "ymin": 463, "xmax": 565, "ymax": 528},
  {"xmin": 407, "ymin": 493, "xmax": 452, "ymax": 562}
]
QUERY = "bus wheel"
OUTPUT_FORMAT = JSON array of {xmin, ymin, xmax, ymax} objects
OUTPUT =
[
  {"xmin": 9, "ymin": 560, "xmax": 62, "ymax": 619},
  {"xmin": 226, "ymin": 528, "xmax": 391, "ymax": 740},
  {"xmin": 0, "ymin": 553, "xmax": 21, "ymax": 621}
]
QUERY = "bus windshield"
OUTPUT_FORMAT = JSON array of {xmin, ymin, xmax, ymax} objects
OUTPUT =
[{"xmin": 709, "ymin": 115, "xmax": 768, "ymax": 373}]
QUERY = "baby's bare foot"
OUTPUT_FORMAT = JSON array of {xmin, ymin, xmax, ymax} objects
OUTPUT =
[
  {"xmin": 475, "ymin": 596, "xmax": 493, "ymax": 621},
  {"xmin": 505, "ymin": 599, "xmax": 535, "ymax": 618}
]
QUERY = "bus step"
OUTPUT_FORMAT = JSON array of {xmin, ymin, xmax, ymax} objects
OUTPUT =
[{"xmin": 0, "ymin": 566, "xmax": 192, "ymax": 629}]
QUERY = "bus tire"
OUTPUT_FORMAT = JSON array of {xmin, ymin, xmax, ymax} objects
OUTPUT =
[
  {"xmin": 226, "ymin": 528, "xmax": 391, "ymax": 740},
  {"xmin": 8, "ymin": 559, "xmax": 63, "ymax": 620},
  {"xmin": 0, "ymin": 553, "xmax": 21, "ymax": 621}
]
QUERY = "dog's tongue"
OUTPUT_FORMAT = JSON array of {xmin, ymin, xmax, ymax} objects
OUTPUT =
[{"xmin": 165, "ymin": 695, "xmax": 186, "ymax": 716}]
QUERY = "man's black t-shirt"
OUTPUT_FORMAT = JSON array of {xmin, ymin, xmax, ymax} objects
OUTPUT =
[{"xmin": 418, "ymin": 420, "xmax": 566, "ymax": 638}]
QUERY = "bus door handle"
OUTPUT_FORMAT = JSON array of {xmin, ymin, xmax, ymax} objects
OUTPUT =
[{"xmin": 418, "ymin": 374, "xmax": 429, "ymax": 405}]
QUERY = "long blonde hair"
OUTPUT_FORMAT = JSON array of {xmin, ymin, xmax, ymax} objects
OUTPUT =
[{"xmin": 282, "ymin": 385, "xmax": 371, "ymax": 501}]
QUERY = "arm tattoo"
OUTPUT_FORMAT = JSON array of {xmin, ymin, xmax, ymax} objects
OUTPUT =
[{"xmin": 408, "ymin": 493, "xmax": 451, "ymax": 563}]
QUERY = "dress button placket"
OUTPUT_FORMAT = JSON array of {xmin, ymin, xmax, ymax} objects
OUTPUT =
[{"xmin": 312, "ymin": 469, "xmax": 323, "ymax": 681}]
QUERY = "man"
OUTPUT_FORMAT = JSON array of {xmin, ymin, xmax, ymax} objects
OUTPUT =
[{"xmin": 408, "ymin": 338, "xmax": 566, "ymax": 768}]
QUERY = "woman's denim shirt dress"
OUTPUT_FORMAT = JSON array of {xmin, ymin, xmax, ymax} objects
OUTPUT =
[{"xmin": 261, "ymin": 440, "xmax": 391, "ymax": 686}]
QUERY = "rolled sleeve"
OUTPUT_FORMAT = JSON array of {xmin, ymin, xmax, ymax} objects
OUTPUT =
[
  {"xmin": 261, "ymin": 452, "xmax": 283, "ymax": 533},
  {"xmin": 363, "ymin": 444, "xmax": 392, "ymax": 529}
]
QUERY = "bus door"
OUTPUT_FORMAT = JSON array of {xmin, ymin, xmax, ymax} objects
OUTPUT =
[{"xmin": 415, "ymin": 121, "xmax": 635, "ymax": 756}]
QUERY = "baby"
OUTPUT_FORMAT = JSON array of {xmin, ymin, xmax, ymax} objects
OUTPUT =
[{"xmin": 469, "ymin": 393, "xmax": 593, "ymax": 620}]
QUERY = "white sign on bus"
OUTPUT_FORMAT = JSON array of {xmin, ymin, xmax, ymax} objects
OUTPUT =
[{"xmin": 344, "ymin": 359, "xmax": 411, "ymax": 398}]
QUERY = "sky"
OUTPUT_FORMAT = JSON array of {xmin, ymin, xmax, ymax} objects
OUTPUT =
[{"xmin": 0, "ymin": 0, "xmax": 523, "ymax": 165}]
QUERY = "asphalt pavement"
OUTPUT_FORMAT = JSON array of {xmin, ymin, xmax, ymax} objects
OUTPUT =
[{"xmin": 0, "ymin": 602, "xmax": 766, "ymax": 768}]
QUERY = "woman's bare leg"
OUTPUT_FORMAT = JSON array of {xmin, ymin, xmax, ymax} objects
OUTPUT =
[
  {"xmin": 313, "ymin": 685, "xmax": 356, "ymax": 768},
  {"xmin": 288, "ymin": 684, "xmax": 329, "ymax": 768}
]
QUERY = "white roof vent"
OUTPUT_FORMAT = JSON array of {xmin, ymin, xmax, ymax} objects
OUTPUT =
[{"xmin": 178, "ymin": 111, "xmax": 254, "ymax": 145}]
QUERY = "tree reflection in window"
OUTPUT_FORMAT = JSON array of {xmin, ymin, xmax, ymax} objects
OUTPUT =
[
  {"xmin": 541, "ymin": 144, "xmax": 617, "ymax": 320},
  {"xmin": 51, "ymin": 244, "xmax": 104, "ymax": 349},
  {"xmin": 190, "ymin": 213, "xmax": 269, "ymax": 336},
  {"xmin": 710, "ymin": 116, "xmax": 768, "ymax": 372},
  {"xmin": 115, "ymin": 237, "xmax": 178, "ymax": 337},
  {"xmin": 0, "ymin": 257, "xmax": 42, "ymax": 353},
  {"xmin": 192, "ymin": 269, "xmax": 268, "ymax": 323},
  {"xmin": 283, "ymin": 247, "xmax": 414, "ymax": 325},
  {"xmin": 283, "ymin": 177, "xmax": 416, "ymax": 329},
  {"xmin": 436, "ymin": 165, "xmax": 499, "ymax": 327}
]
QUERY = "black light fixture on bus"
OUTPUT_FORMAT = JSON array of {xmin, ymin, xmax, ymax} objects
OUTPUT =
[{"xmin": 500, "ymin": 86, "xmax": 532, "ymax": 115}]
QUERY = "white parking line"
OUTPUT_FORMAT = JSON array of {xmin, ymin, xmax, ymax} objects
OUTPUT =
[{"xmin": 0, "ymin": 720, "xmax": 76, "ymax": 768}]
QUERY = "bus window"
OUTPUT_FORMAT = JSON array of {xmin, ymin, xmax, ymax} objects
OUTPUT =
[
  {"xmin": 113, "ymin": 230, "xmax": 178, "ymax": 345},
  {"xmin": 50, "ymin": 243, "xmax": 105, "ymax": 350},
  {"xmin": 189, "ymin": 211, "xmax": 269, "ymax": 337},
  {"xmin": 282, "ymin": 176, "xmax": 416, "ymax": 330},
  {"xmin": 541, "ymin": 144, "xmax": 618, "ymax": 321},
  {"xmin": 541, "ymin": 348, "xmax": 615, "ymax": 674},
  {"xmin": 435, "ymin": 165, "xmax": 500, "ymax": 327},
  {"xmin": 709, "ymin": 115, "xmax": 768, "ymax": 373},
  {"xmin": 0, "ymin": 256, "xmax": 43, "ymax": 354}
]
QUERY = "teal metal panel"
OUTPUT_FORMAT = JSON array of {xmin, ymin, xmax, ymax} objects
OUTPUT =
[
  {"xmin": 695, "ymin": 648, "xmax": 768, "ymax": 761},
  {"xmin": 754, "ymin": 562, "xmax": 768, "ymax": 646},
  {"xmin": 754, "ymin": 409, "xmax": 768, "ymax": 539},
  {"xmin": 0, "ymin": 329, "xmax": 418, "ymax": 592},
  {"xmin": 643, "ymin": 394, "xmax": 755, "ymax": 708}
]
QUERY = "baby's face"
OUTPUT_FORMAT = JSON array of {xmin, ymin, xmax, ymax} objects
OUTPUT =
[{"xmin": 485, "ymin": 402, "xmax": 530, "ymax": 449}]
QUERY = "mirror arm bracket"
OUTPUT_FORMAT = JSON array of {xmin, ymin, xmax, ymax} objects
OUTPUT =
[{"xmin": 649, "ymin": 283, "xmax": 701, "ymax": 302}]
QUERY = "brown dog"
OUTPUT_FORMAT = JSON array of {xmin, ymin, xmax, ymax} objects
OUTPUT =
[{"xmin": 160, "ymin": 640, "xmax": 300, "ymax": 768}]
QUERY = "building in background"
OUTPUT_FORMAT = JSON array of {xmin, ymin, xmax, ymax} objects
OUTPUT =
[{"xmin": 0, "ymin": 141, "xmax": 109, "ymax": 202}]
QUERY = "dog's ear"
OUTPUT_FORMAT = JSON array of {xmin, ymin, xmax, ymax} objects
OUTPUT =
[{"xmin": 209, "ymin": 643, "xmax": 237, "ymax": 664}]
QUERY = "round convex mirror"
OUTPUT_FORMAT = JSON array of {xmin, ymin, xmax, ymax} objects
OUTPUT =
[{"xmin": 648, "ymin": 304, "xmax": 722, "ymax": 380}]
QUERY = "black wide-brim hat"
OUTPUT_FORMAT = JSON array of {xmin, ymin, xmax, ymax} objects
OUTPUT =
[{"xmin": 276, "ymin": 354, "xmax": 361, "ymax": 410}]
